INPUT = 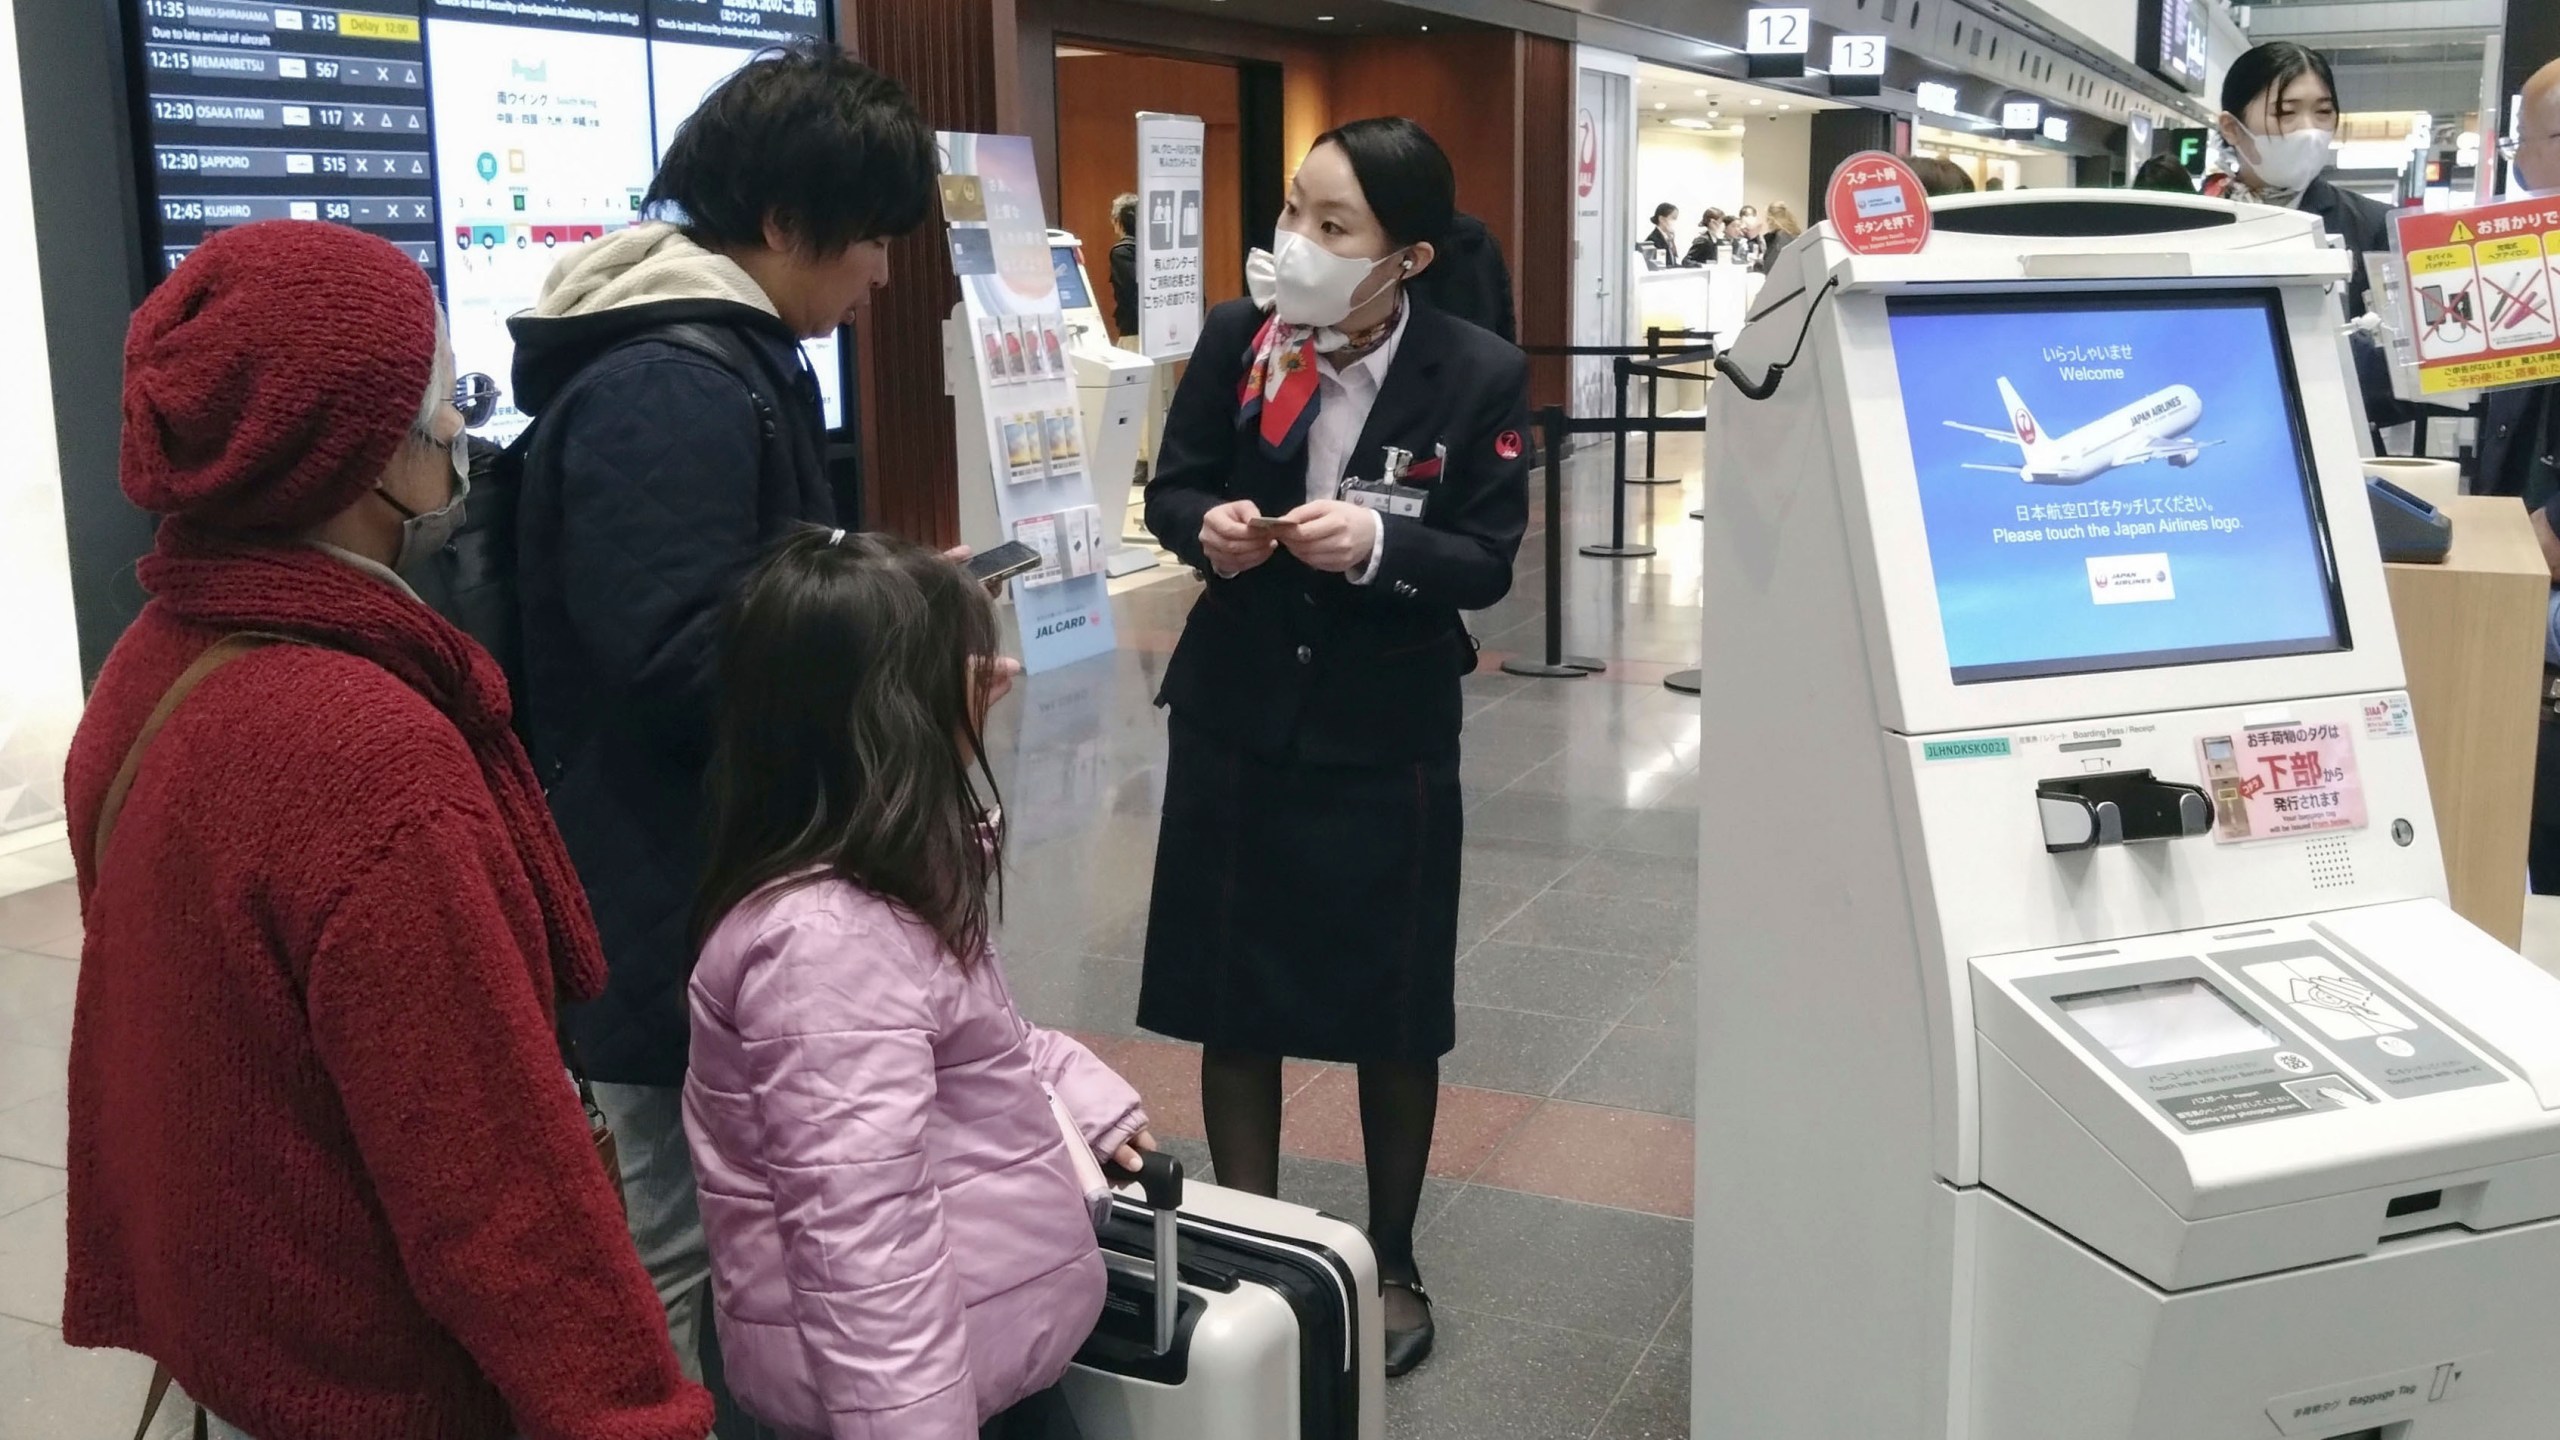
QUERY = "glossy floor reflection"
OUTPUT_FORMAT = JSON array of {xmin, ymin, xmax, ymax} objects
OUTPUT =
[{"xmin": 0, "ymin": 435, "xmax": 1710, "ymax": 1439}]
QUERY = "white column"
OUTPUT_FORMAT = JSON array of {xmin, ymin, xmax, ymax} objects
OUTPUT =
[{"xmin": 0, "ymin": 0, "xmax": 86, "ymax": 843}]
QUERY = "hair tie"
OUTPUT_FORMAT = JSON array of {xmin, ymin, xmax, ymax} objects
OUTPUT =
[{"xmin": 828, "ymin": 528, "xmax": 847, "ymax": 547}]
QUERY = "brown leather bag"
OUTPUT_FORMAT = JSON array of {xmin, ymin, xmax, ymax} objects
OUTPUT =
[{"xmin": 104, "ymin": 634, "xmax": 625, "ymax": 1438}]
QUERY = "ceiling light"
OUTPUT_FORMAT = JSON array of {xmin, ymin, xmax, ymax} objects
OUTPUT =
[
  {"xmin": 1694, "ymin": 88, "xmax": 1708, "ymax": 98},
  {"xmin": 1779, "ymin": 104, "xmax": 1791, "ymax": 111},
  {"xmin": 1668, "ymin": 117, "xmax": 1714, "ymax": 130},
  {"xmin": 1316, "ymin": 13, "xmax": 1333, "ymax": 19},
  {"xmin": 1749, "ymin": 98, "xmax": 1762, "ymax": 107},
  {"xmin": 1654, "ymin": 102, "xmax": 1668, "ymax": 111}
]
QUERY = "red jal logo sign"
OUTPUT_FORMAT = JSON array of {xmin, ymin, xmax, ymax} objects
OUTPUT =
[{"xmin": 1575, "ymin": 110, "xmax": 1598, "ymax": 199}]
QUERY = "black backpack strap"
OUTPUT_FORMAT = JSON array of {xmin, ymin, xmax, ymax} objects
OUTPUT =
[{"xmin": 643, "ymin": 321, "xmax": 824, "ymax": 502}]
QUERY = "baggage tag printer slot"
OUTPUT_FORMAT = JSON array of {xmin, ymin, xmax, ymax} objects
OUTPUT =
[{"xmin": 2037, "ymin": 768, "xmax": 2214, "ymax": 853}]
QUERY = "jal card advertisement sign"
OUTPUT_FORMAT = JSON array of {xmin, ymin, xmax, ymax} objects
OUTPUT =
[
  {"xmin": 940, "ymin": 131, "xmax": 1117, "ymax": 674},
  {"xmin": 2197, "ymin": 719, "xmax": 2367, "ymax": 843},
  {"xmin": 2394, "ymin": 197, "xmax": 2560, "ymax": 395},
  {"xmin": 1889, "ymin": 293, "xmax": 2346, "ymax": 685},
  {"xmin": 1135, "ymin": 111, "xmax": 1206, "ymax": 360}
]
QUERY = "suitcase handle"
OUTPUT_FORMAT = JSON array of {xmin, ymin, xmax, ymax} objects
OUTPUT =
[
  {"xmin": 1131, "ymin": 1152, "xmax": 1185, "ymax": 1353},
  {"xmin": 1133, "ymin": 1150, "xmax": 1184, "ymax": 1209}
]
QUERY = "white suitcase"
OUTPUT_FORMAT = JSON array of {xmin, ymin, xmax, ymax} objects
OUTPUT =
[{"xmin": 1061, "ymin": 1154, "xmax": 1385, "ymax": 1440}]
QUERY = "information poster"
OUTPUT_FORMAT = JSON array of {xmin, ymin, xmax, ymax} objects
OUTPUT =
[
  {"xmin": 939, "ymin": 131, "xmax": 1118, "ymax": 674},
  {"xmin": 1889, "ymin": 294, "xmax": 2345, "ymax": 684},
  {"xmin": 2394, "ymin": 197, "xmax": 2560, "ymax": 395},
  {"xmin": 2197, "ymin": 718, "xmax": 2367, "ymax": 843},
  {"xmin": 1134, "ymin": 111, "xmax": 1205, "ymax": 360}
]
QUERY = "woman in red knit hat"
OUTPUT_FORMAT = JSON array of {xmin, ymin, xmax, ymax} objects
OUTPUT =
[{"xmin": 60, "ymin": 219, "xmax": 711, "ymax": 1440}]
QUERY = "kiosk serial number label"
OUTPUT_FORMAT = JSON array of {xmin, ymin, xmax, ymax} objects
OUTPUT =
[{"xmin": 1923, "ymin": 737, "xmax": 2012, "ymax": 762}]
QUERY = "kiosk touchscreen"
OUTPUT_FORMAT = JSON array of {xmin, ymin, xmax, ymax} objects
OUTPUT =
[{"xmin": 1694, "ymin": 192, "xmax": 2560, "ymax": 1440}]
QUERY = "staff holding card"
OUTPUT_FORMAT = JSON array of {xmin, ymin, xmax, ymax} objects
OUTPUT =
[{"xmin": 1136, "ymin": 116, "xmax": 1531, "ymax": 1380}]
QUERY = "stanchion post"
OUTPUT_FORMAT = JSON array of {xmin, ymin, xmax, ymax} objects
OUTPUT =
[
  {"xmin": 1643, "ymin": 326, "xmax": 1661, "ymax": 479},
  {"xmin": 1502, "ymin": 406, "xmax": 1593, "ymax": 680},
  {"xmin": 1580, "ymin": 358, "xmax": 1656, "ymax": 560}
]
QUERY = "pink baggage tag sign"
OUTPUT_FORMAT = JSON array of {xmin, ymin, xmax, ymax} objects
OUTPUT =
[{"xmin": 2196, "ymin": 718, "xmax": 2367, "ymax": 844}]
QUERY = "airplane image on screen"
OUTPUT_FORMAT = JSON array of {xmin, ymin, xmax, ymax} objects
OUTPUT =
[{"xmin": 1944, "ymin": 378, "xmax": 2223, "ymax": 485}]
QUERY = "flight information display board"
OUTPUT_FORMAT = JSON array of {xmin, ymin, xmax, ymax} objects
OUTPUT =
[
  {"xmin": 135, "ymin": 1, "xmax": 438, "ymax": 272},
  {"xmin": 127, "ymin": 0, "xmax": 839, "ymax": 435}
]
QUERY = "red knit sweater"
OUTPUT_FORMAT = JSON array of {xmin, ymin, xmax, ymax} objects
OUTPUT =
[{"xmin": 62, "ymin": 539, "xmax": 711, "ymax": 1440}]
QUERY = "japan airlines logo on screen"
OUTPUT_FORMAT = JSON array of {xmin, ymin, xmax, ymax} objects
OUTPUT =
[{"xmin": 2013, "ymin": 409, "xmax": 2039, "ymax": 445}]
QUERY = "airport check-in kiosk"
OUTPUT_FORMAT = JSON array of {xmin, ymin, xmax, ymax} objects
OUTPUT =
[
  {"xmin": 1051, "ymin": 231, "xmax": 1156, "ymax": 573},
  {"xmin": 1694, "ymin": 192, "xmax": 2560, "ymax": 1439}
]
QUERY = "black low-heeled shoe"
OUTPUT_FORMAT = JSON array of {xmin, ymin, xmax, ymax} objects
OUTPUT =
[{"xmin": 1382, "ymin": 1277, "xmax": 1436, "ymax": 1378}]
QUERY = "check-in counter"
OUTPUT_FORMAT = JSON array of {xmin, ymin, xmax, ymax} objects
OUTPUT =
[{"xmin": 2385, "ymin": 494, "xmax": 2548, "ymax": 949}]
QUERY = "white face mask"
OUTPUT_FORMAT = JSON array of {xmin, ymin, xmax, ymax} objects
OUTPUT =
[
  {"xmin": 2240, "ymin": 123, "xmax": 2334, "ymax": 194},
  {"xmin": 1247, "ymin": 229, "xmax": 1406, "ymax": 337}
]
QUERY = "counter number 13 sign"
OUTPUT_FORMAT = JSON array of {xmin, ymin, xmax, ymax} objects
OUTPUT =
[
  {"xmin": 1830, "ymin": 34, "xmax": 1888, "ymax": 97},
  {"xmin": 1747, "ymin": 7, "xmax": 1811, "ymax": 79}
]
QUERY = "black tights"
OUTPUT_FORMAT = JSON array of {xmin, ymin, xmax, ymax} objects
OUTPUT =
[{"xmin": 1198, "ymin": 1046, "xmax": 1439, "ymax": 1280}]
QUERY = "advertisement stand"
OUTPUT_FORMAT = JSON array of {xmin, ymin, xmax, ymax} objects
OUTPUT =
[{"xmin": 938, "ymin": 131, "xmax": 1118, "ymax": 675}]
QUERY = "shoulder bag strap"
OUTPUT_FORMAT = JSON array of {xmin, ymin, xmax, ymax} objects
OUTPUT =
[{"xmin": 93, "ymin": 633, "xmax": 294, "ymax": 874}]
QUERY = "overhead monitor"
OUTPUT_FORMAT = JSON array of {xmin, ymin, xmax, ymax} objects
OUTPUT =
[
  {"xmin": 1887, "ymin": 291, "xmax": 2349, "ymax": 685},
  {"xmin": 2137, "ymin": 0, "xmax": 2208, "ymax": 96},
  {"xmin": 124, "ymin": 0, "xmax": 843, "ymax": 439}
]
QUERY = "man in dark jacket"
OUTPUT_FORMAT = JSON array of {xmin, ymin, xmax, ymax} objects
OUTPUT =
[
  {"xmin": 504, "ymin": 42, "xmax": 937, "ymax": 1385},
  {"xmin": 2474, "ymin": 57, "xmax": 2560, "ymax": 891},
  {"xmin": 1109, "ymin": 191, "xmax": 1139, "ymax": 340}
]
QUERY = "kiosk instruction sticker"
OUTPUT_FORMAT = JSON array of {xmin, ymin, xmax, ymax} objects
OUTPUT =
[
  {"xmin": 2197, "ymin": 718, "xmax": 2366, "ymax": 843},
  {"xmin": 2394, "ymin": 197, "xmax": 2560, "ymax": 394},
  {"xmin": 1824, "ymin": 151, "xmax": 1930, "ymax": 256}
]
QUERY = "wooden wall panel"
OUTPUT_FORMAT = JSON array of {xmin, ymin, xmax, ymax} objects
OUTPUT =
[
  {"xmin": 1322, "ymin": 33, "xmax": 1523, "ymax": 278},
  {"xmin": 1053, "ymin": 50, "xmax": 1245, "ymax": 330},
  {"xmin": 1518, "ymin": 32, "xmax": 1572, "ymax": 410},
  {"xmin": 1017, "ymin": 0, "xmax": 1329, "ymax": 234},
  {"xmin": 842, "ymin": 0, "xmax": 1014, "ymax": 547}
]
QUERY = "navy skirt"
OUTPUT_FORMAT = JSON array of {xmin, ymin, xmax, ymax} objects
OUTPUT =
[{"xmin": 1138, "ymin": 717, "xmax": 1462, "ymax": 1063}]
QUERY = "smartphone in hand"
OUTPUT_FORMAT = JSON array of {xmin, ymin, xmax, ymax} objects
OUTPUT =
[{"xmin": 964, "ymin": 540, "xmax": 1044, "ymax": 591}]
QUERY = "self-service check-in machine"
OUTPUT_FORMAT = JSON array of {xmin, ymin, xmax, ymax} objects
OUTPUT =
[
  {"xmin": 1050, "ymin": 230, "xmax": 1157, "ymax": 576},
  {"xmin": 1694, "ymin": 191, "xmax": 2560, "ymax": 1439}
]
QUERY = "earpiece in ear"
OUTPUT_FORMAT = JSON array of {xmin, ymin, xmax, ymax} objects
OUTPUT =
[{"xmin": 1402, "ymin": 259, "xmax": 1414, "ymax": 272}]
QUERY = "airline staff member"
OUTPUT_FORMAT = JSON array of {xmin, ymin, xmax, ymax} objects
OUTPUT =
[
  {"xmin": 1137, "ymin": 116, "xmax": 1529, "ymax": 1380},
  {"xmin": 2217, "ymin": 40, "xmax": 2409, "ymax": 425}
]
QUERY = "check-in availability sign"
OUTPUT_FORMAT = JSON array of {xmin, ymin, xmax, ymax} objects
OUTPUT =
[{"xmin": 1825, "ymin": 151, "xmax": 1931, "ymax": 256}]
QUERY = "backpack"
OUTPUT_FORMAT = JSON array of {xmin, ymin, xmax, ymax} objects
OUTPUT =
[{"xmin": 415, "ymin": 321, "xmax": 812, "ymax": 729}]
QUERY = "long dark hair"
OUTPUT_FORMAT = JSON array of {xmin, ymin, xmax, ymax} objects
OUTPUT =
[
  {"xmin": 695, "ymin": 529, "xmax": 1005, "ymax": 964},
  {"xmin": 1314, "ymin": 115, "xmax": 1516, "ymax": 342}
]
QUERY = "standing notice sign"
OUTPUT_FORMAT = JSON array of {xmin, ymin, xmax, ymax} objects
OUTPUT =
[
  {"xmin": 1135, "ymin": 111, "xmax": 1206, "ymax": 359},
  {"xmin": 937, "ymin": 131, "xmax": 1118, "ymax": 674},
  {"xmin": 2393, "ymin": 196, "xmax": 2560, "ymax": 395}
]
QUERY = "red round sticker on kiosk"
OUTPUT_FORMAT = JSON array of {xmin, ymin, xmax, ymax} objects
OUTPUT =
[{"xmin": 1825, "ymin": 151, "xmax": 1932, "ymax": 256}]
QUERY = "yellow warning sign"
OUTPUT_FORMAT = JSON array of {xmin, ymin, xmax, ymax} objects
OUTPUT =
[{"xmin": 2451, "ymin": 221, "xmax": 2476, "ymax": 243}]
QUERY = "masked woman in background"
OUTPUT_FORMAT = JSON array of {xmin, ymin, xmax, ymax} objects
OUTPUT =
[
  {"xmin": 1136, "ymin": 116, "xmax": 1531, "ymax": 1379},
  {"xmin": 2218, "ymin": 40, "xmax": 2413, "ymax": 425}
]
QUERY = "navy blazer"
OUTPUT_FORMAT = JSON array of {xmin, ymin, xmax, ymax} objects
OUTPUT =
[{"xmin": 1146, "ymin": 296, "xmax": 1531, "ymax": 767}]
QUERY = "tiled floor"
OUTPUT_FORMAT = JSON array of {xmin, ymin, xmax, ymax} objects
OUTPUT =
[{"xmin": 0, "ymin": 438, "xmax": 1711, "ymax": 1439}]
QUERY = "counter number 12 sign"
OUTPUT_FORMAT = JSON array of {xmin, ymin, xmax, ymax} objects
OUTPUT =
[{"xmin": 1747, "ymin": 7, "xmax": 1811, "ymax": 79}]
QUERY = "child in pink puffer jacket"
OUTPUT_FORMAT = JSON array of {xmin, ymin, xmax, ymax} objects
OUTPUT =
[{"xmin": 683, "ymin": 531, "xmax": 1153, "ymax": 1440}]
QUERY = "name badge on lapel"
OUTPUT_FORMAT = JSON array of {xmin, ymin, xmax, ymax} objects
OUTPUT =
[{"xmin": 1341, "ymin": 444, "xmax": 1426, "ymax": 517}]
